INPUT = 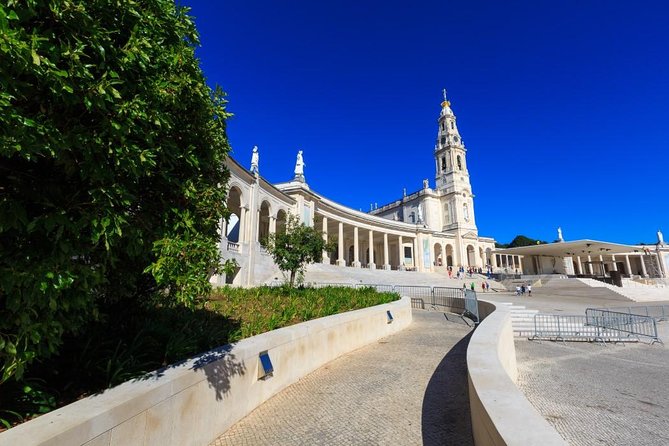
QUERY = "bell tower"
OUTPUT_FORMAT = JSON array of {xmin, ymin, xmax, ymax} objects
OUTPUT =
[{"xmin": 434, "ymin": 90, "xmax": 478, "ymax": 233}]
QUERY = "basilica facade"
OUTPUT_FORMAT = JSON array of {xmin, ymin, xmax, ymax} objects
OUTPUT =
[{"xmin": 217, "ymin": 93, "xmax": 505, "ymax": 286}]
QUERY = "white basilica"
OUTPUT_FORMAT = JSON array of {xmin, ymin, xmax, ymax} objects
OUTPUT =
[
  {"xmin": 217, "ymin": 93, "xmax": 504, "ymax": 286},
  {"xmin": 216, "ymin": 91, "xmax": 669, "ymax": 287}
]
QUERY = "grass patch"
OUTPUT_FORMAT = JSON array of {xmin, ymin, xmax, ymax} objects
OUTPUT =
[
  {"xmin": 208, "ymin": 285, "xmax": 400, "ymax": 341},
  {"xmin": 0, "ymin": 286, "xmax": 398, "ymax": 430}
]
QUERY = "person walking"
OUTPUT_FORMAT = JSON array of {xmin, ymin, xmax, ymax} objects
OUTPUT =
[
  {"xmin": 515, "ymin": 285, "xmax": 521, "ymax": 295},
  {"xmin": 470, "ymin": 282, "xmax": 475, "ymax": 291},
  {"xmin": 481, "ymin": 282, "xmax": 486, "ymax": 292},
  {"xmin": 527, "ymin": 284, "xmax": 532, "ymax": 297}
]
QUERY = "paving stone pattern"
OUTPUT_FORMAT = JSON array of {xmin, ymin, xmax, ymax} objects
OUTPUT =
[
  {"xmin": 515, "ymin": 333, "xmax": 669, "ymax": 446},
  {"xmin": 211, "ymin": 311, "xmax": 473, "ymax": 446}
]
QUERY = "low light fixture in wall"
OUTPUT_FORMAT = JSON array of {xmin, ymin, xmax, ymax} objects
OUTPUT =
[
  {"xmin": 258, "ymin": 350, "xmax": 274, "ymax": 381},
  {"xmin": 386, "ymin": 310, "xmax": 394, "ymax": 324}
]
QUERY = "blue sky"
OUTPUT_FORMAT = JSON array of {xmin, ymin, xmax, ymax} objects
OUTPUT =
[{"xmin": 182, "ymin": 0, "xmax": 668, "ymax": 245}]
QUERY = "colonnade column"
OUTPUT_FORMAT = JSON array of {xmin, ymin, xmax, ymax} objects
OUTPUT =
[
  {"xmin": 269, "ymin": 216, "xmax": 276, "ymax": 234},
  {"xmin": 412, "ymin": 238, "xmax": 418, "ymax": 271},
  {"xmin": 576, "ymin": 256, "xmax": 583, "ymax": 275},
  {"xmin": 624, "ymin": 255, "xmax": 632, "ymax": 276},
  {"xmin": 398, "ymin": 235, "xmax": 404, "ymax": 270},
  {"xmin": 587, "ymin": 255, "xmax": 593, "ymax": 274},
  {"xmin": 440, "ymin": 243, "xmax": 446, "ymax": 267},
  {"xmin": 337, "ymin": 222, "xmax": 345, "ymax": 267},
  {"xmin": 640, "ymin": 255, "xmax": 648, "ymax": 277},
  {"xmin": 239, "ymin": 207, "xmax": 247, "ymax": 244},
  {"xmin": 353, "ymin": 226, "xmax": 360, "ymax": 268},
  {"xmin": 321, "ymin": 217, "xmax": 329, "ymax": 263},
  {"xmin": 383, "ymin": 233, "xmax": 390, "ymax": 270},
  {"xmin": 368, "ymin": 230, "xmax": 375, "ymax": 269},
  {"xmin": 611, "ymin": 255, "xmax": 618, "ymax": 271}
]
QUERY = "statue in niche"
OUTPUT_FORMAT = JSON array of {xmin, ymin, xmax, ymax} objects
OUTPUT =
[
  {"xmin": 417, "ymin": 205, "xmax": 424, "ymax": 223},
  {"xmin": 423, "ymin": 179, "xmax": 429, "ymax": 189},
  {"xmin": 250, "ymin": 145, "xmax": 259, "ymax": 173}
]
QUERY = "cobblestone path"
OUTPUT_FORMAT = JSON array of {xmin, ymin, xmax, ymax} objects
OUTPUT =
[
  {"xmin": 211, "ymin": 311, "xmax": 473, "ymax": 445},
  {"xmin": 516, "ymin": 335, "xmax": 669, "ymax": 446}
]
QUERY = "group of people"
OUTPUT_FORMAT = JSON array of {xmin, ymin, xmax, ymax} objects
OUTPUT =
[
  {"xmin": 447, "ymin": 265, "xmax": 491, "ymax": 279},
  {"xmin": 515, "ymin": 283, "xmax": 532, "ymax": 296},
  {"xmin": 462, "ymin": 281, "xmax": 491, "ymax": 292}
]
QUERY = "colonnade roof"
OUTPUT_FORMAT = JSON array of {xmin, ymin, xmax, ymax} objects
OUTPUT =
[
  {"xmin": 278, "ymin": 180, "xmax": 435, "ymax": 235},
  {"xmin": 494, "ymin": 239, "xmax": 642, "ymax": 257}
]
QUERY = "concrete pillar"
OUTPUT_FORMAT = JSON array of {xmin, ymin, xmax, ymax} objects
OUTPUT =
[
  {"xmin": 624, "ymin": 255, "xmax": 632, "ymax": 276},
  {"xmin": 598, "ymin": 255, "xmax": 604, "ymax": 276},
  {"xmin": 412, "ymin": 238, "xmax": 418, "ymax": 270},
  {"xmin": 611, "ymin": 255, "xmax": 618, "ymax": 271},
  {"xmin": 576, "ymin": 256, "xmax": 583, "ymax": 275},
  {"xmin": 587, "ymin": 255, "xmax": 593, "ymax": 275},
  {"xmin": 368, "ymin": 230, "xmax": 375, "ymax": 269},
  {"xmin": 239, "ymin": 207, "xmax": 247, "ymax": 243},
  {"xmin": 398, "ymin": 235, "xmax": 404, "ymax": 270},
  {"xmin": 656, "ymin": 251, "xmax": 666, "ymax": 278},
  {"xmin": 383, "ymin": 233, "xmax": 390, "ymax": 270},
  {"xmin": 353, "ymin": 226, "xmax": 360, "ymax": 267},
  {"xmin": 337, "ymin": 222, "xmax": 345, "ymax": 267},
  {"xmin": 322, "ymin": 217, "xmax": 329, "ymax": 263},
  {"xmin": 640, "ymin": 255, "xmax": 648, "ymax": 277}
]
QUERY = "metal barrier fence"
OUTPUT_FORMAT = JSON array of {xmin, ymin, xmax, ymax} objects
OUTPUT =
[
  {"xmin": 585, "ymin": 309, "xmax": 660, "ymax": 343},
  {"xmin": 531, "ymin": 312, "xmax": 661, "ymax": 344},
  {"xmin": 594, "ymin": 305, "xmax": 669, "ymax": 322},
  {"xmin": 531, "ymin": 314, "xmax": 632, "ymax": 343}
]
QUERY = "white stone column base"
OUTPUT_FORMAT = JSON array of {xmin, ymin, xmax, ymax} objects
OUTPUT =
[
  {"xmin": 352, "ymin": 261, "xmax": 361, "ymax": 268},
  {"xmin": 383, "ymin": 264, "xmax": 391, "ymax": 270},
  {"xmin": 336, "ymin": 259, "xmax": 347, "ymax": 267},
  {"xmin": 369, "ymin": 263, "xmax": 376, "ymax": 270}
]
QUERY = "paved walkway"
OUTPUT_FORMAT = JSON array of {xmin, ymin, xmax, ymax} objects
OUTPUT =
[
  {"xmin": 515, "ymin": 332, "xmax": 669, "ymax": 446},
  {"xmin": 211, "ymin": 311, "xmax": 473, "ymax": 446}
]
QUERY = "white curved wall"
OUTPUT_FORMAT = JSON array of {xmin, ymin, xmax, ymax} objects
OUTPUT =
[
  {"xmin": 467, "ymin": 300, "xmax": 566, "ymax": 446},
  {"xmin": 0, "ymin": 297, "xmax": 412, "ymax": 446}
]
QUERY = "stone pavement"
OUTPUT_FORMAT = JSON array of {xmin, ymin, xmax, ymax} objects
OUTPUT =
[
  {"xmin": 515, "ymin": 334, "xmax": 669, "ymax": 446},
  {"xmin": 211, "ymin": 311, "xmax": 473, "ymax": 446}
]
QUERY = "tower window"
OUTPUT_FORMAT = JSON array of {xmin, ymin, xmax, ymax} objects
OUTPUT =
[
  {"xmin": 441, "ymin": 157, "xmax": 446, "ymax": 170},
  {"xmin": 457, "ymin": 155, "xmax": 462, "ymax": 171},
  {"xmin": 441, "ymin": 122, "xmax": 444, "ymax": 131},
  {"xmin": 440, "ymin": 137, "xmax": 445, "ymax": 146},
  {"xmin": 451, "ymin": 122, "xmax": 455, "ymax": 130}
]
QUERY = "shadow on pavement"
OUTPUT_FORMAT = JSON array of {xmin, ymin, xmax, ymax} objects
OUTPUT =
[{"xmin": 421, "ymin": 325, "xmax": 474, "ymax": 446}]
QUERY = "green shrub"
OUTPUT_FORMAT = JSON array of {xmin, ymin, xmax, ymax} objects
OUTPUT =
[{"xmin": 0, "ymin": 0, "xmax": 230, "ymax": 384}]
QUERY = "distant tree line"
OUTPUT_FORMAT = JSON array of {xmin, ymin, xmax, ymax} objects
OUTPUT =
[{"xmin": 495, "ymin": 235, "xmax": 548, "ymax": 249}]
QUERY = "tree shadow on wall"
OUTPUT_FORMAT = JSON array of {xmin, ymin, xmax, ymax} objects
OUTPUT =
[
  {"xmin": 421, "ymin": 327, "xmax": 474, "ymax": 446},
  {"xmin": 11, "ymin": 303, "xmax": 248, "ymax": 420}
]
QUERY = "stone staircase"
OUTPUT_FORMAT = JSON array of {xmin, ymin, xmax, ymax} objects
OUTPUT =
[
  {"xmin": 496, "ymin": 302, "xmax": 539, "ymax": 337},
  {"xmin": 576, "ymin": 278, "xmax": 669, "ymax": 303},
  {"xmin": 297, "ymin": 262, "xmax": 507, "ymax": 290}
]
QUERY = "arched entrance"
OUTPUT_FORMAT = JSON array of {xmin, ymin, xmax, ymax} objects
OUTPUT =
[
  {"xmin": 446, "ymin": 244, "xmax": 454, "ymax": 267},
  {"xmin": 434, "ymin": 243, "xmax": 443, "ymax": 266},
  {"xmin": 276, "ymin": 209, "xmax": 287, "ymax": 234},
  {"xmin": 226, "ymin": 186, "xmax": 243, "ymax": 243},
  {"xmin": 258, "ymin": 201, "xmax": 270, "ymax": 242}
]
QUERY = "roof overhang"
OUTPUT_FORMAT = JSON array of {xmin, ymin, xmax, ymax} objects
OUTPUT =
[{"xmin": 494, "ymin": 239, "xmax": 641, "ymax": 257}]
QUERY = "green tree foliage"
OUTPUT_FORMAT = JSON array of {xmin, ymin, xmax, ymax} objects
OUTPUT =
[
  {"xmin": 0, "ymin": 1, "xmax": 230, "ymax": 383},
  {"xmin": 495, "ymin": 235, "xmax": 548, "ymax": 249},
  {"xmin": 262, "ymin": 215, "xmax": 335, "ymax": 287}
]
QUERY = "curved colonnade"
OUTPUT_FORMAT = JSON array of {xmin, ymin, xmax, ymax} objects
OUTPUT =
[{"xmin": 217, "ymin": 158, "xmax": 520, "ymax": 286}]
